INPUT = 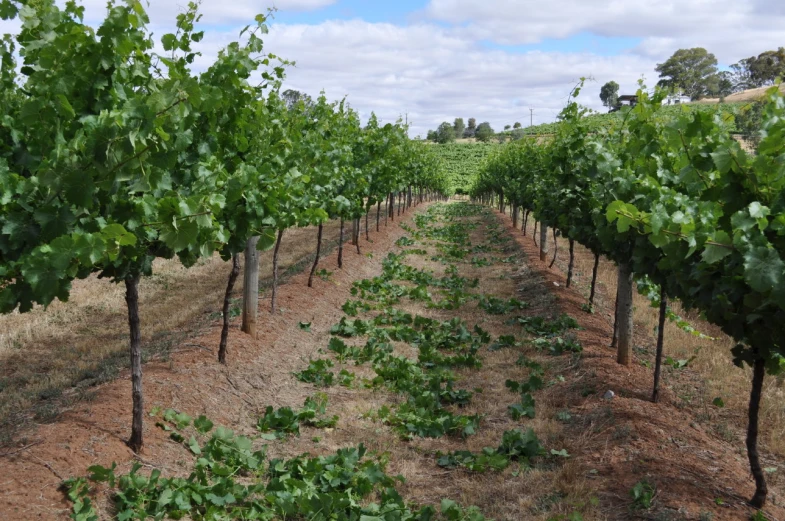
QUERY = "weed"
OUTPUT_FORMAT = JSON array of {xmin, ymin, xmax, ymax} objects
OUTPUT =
[
  {"xmin": 256, "ymin": 394, "xmax": 338, "ymax": 439},
  {"xmin": 437, "ymin": 428, "xmax": 545, "ymax": 472},
  {"xmin": 630, "ymin": 480, "xmax": 656, "ymax": 510},
  {"xmin": 293, "ymin": 359, "xmax": 335, "ymax": 387}
]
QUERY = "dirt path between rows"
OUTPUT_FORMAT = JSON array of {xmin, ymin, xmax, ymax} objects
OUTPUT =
[{"xmin": 2, "ymin": 202, "xmax": 782, "ymax": 521}]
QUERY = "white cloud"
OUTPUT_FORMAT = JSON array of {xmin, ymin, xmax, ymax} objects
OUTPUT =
[
  {"xmin": 422, "ymin": 0, "xmax": 785, "ymax": 64},
  {"xmin": 262, "ymin": 20, "xmax": 654, "ymax": 137}
]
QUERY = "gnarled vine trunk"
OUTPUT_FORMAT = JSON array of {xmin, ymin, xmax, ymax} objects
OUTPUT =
[
  {"xmin": 354, "ymin": 218, "xmax": 361, "ymax": 254},
  {"xmin": 615, "ymin": 262, "xmax": 634, "ymax": 365},
  {"xmin": 539, "ymin": 224, "xmax": 548, "ymax": 262},
  {"xmin": 271, "ymin": 230, "xmax": 284, "ymax": 313},
  {"xmin": 219, "ymin": 254, "xmax": 240, "ymax": 363},
  {"xmin": 338, "ymin": 218, "xmax": 344, "ymax": 268},
  {"xmin": 747, "ymin": 355, "xmax": 768, "ymax": 508},
  {"xmin": 533, "ymin": 221, "xmax": 538, "ymax": 246},
  {"xmin": 125, "ymin": 275, "xmax": 143, "ymax": 453},
  {"xmin": 566, "ymin": 239, "xmax": 575, "ymax": 287},
  {"xmin": 651, "ymin": 286, "xmax": 667, "ymax": 402},
  {"xmin": 549, "ymin": 228, "xmax": 558, "ymax": 268},
  {"xmin": 589, "ymin": 252, "xmax": 600, "ymax": 308},
  {"xmin": 307, "ymin": 223, "xmax": 323, "ymax": 288}
]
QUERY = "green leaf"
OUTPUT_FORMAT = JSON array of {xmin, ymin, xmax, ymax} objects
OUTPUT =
[
  {"xmin": 256, "ymin": 228, "xmax": 277, "ymax": 251},
  {"xmin": 161, "ymin": 33, "xmax": 177, "ymax": 51},
  {"xmin": 712, "ymin": 397, "xmax": 725, "ymax": 408},
  {"xmin": 188, "ymin": 436, "xmax": 201, "ymax": 455},
  {"xmin": 194, "ymin": 415, "xmax": 214, "ymax": 434},
  {"xmin": 702, "ymin": 231, "xmax": 732, "ymax": 264},
  {"xmin": 710, "ymin": 149, "xmax": 731, "ymax": 173},
  {"xmin": 743, "ymin": 247, "xmax": 784, "ymax": 293},
  {"xmin": 54, "ymin": 94, "xmax": 75, "ymax": 118}
]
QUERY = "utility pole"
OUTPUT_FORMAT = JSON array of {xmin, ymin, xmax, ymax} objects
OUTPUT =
[{"xmin": 529, "ymin": 108, "xmax": 534, "ymax": 127}]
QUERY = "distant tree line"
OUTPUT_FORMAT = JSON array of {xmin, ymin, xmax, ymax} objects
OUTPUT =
[
  {"xmin": 599, "ymin": 46, "xmax": 785, "ymax": 112},
  {"xmin": 425, "ymin": 118, "xmax": 524, "ymax": 143}
]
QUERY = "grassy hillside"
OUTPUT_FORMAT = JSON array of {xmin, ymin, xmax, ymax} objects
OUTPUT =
[{"xmin": 513, "ymin": 102, "xmax": 746, "ymax": 136}]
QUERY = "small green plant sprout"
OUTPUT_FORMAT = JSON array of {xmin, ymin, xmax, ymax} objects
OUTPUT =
[
  {"xmin": 316, "ymin": 268, "xmax": 333, "ymax": 281},
  {"xmin": 298, "ymin": 321, "xmax": 312, "ymax": 332},
  {"xmin": 550, "ymin": 448, "xmax": 570, "ymax": 458},
  {"xmin": 630, "ymin": 480, "xmax": 656, "ymax": 510},
  {"xmin": 293, "ymin": 359, "xmax": 335, "ymax": 387},
  {"xmin": 664, "ymin": 356, "xmax": 696, "ymax": 369},
  {"xmin": 712, "ymin": 397, "xmax": 725, "ymax": 408}
]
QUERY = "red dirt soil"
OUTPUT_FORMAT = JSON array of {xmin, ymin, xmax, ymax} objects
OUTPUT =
[
  {"xmin": 0, "ymin": 205, "xmax": 429, "ymax": 520},
  {"xmin": 498, "ymin": 209, "xmax": 785, "ymax": 521}
]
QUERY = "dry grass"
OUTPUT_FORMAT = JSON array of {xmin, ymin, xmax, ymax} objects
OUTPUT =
[
  {"xmin": 515, "ymin": 210, "xmax": 785, "ymax": 459},
  {"xmin": 0, "ymin": 218, "xmax": 352, "ymax": 444}
]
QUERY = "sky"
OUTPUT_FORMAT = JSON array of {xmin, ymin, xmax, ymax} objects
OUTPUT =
[{"xmin": 17, "ymin": 1, "xmax": 785, "ymax": 137}]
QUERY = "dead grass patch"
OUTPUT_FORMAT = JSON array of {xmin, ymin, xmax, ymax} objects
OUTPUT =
[{"xmin": 0, "ymin": 219, "xmax": 351, "ymax": 445}]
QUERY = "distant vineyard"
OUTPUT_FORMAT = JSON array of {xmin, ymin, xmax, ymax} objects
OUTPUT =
[
  {"xmin": 432, "ymin": 143, "xmax": 497, "ymax": 194},
  {"xmin": 513, "ymin": 102, "xmax": 747, "ymax": 136}
]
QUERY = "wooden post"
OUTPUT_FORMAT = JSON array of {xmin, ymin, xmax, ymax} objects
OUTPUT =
[
  {"xmin": 616, "ymin": 262, "xmax": 634, "ymax": 366},
  {"xmin": 241, "ymin": 236, "xmax": 260, "ymax": 338},
  {"xmin": 539, "ymin": 223, "xmax": 548, "ymax": 262}
]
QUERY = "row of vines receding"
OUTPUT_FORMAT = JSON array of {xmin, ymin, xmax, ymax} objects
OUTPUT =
[
  {"xmin": 0, "ymin": 0, "xmax": 451, "ymax": 454},
  {"xmin": 470, "ymin": 79, "xmax": 785, "ymax": 509}
]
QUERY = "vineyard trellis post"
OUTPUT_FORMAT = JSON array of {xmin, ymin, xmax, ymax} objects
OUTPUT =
[{"xmin": 241, "ymin": 236, "xmax": 261, "ymax": 338}]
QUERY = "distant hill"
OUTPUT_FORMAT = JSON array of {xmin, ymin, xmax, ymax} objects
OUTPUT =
[{"xmin": 693, "ymin": 84, "xmax": 785, "ymax": 104}]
